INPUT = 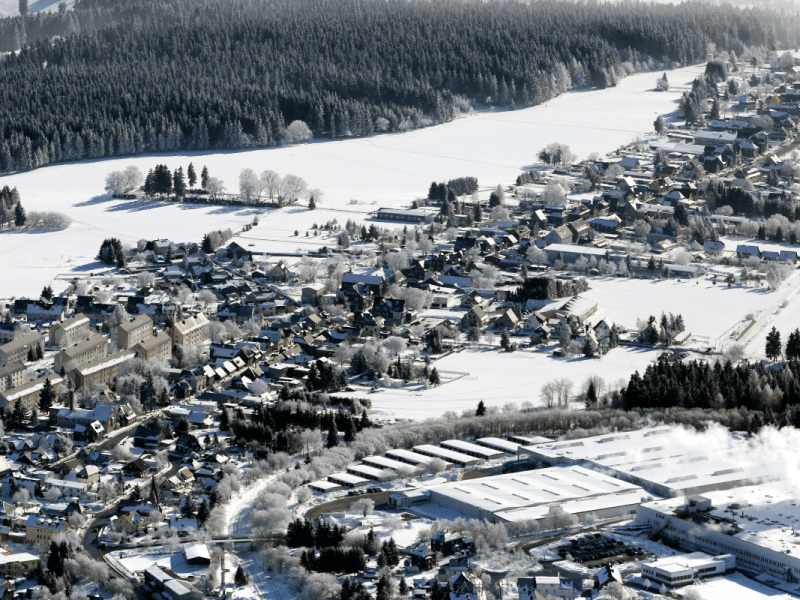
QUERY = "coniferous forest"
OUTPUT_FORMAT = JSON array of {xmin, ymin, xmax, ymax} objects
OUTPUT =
[{"xmin": 0, "ymin": 0, "xmax": 798, "ymax": 173}]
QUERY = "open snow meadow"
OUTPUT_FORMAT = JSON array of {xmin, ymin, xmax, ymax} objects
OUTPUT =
[{"xmin": 0, "ymin": 63, "xmax": 704, "ymax": 298}]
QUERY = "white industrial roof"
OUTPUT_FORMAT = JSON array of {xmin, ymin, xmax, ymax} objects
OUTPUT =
[
  {"xmin": 440, "ymin": 439, "xmax": 504, "ymax": 459},
  {"xmin": 522, "ymin": 427, "xmax": 773, "ymax": 495},
  {"xmin": 361, "ymin": 455, "xmax": 413, "ymax": 471},
  {"xmin": 643, "ymin": 482, "xmax": 800, "ymax": 557},
  {"xmin": 641, "ymin": 551, "xmax": 722, "ymax": 574},
  {"xmin": 429, "ymin": 465, "xmax": 644, "ymax": 515},
  {"xmin": 385, "ymin": 448, "xmax": 447, "ymax": 466},
  {"xmin": 413, "ymin": 444, "xmax": 482, "ymax": 465}
]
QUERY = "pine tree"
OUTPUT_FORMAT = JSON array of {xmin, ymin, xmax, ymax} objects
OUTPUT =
[
  {"xmin": 18, "ymin": 0, "xmax": 28, "ymax": 17},
  {"xmin": 500, "ymin": 329, "xmax": 511, "ymax": 351},
  {"xmin": 766, "ymin": 327, "xmax": 783, "ymax": 361},
  {"xmin": 41, "ymin": 285, "xmax": 53, "ymax": 301},
  {"xmin": 181, "ymin": 496, "xmax": 195, "ymax": 518},
  {"xmin": 326, "ymin": 419, "xmax": 339, "ymax": 448},
  {"xmin": 173, "ymin": 167, "xmax": 186, "ymax": 197},
  {"xmin": 187, "ymin": 163, "xmax": 197, "ymax": 188},
  {"xmin": 586, "ymin": 380, "xmax": 598, "ymax": 408},
  {"xmin": 39, "ymin": 378, "xmax": 54, "ymax": 412},
  {"xmin": 786, "ymin": 329, "xmax": 800, "ymax": 361},
  {"xmin": 201, "ymin": 166, "xmax": 209, "ymax": 190},
  {"xmin": 14, "ymin": 203, "xmax": 25, "ymax": 227},
  {"xmin": 233, "ymin": 565, "xmax": 248, "ymax": 586},
  {"xmin": 308, "ymin": 195, "xmax": 316, "ymax": 210},
  {"xmin": 428, "ymin": 367, "xmax": 440, "ymax": 386},
  {"xmin": 476, "ymin": 400, "xmax": 486, "ymax": 416}
]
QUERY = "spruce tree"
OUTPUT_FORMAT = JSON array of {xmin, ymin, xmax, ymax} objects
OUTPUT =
[
  {"xmin": 14, "ymin": 203, "xmax": 25, "ymax": 227},
  {"xmin": 39, "ymin": 378, "xmax": 55, "ymax": 413},
  {"xmin": 476, "ymin": 400, "xmax": 486, "ymax": 416},
  {"xmin": 201, "ymin": 166, "xmax": 209, "ymax": 190},
  {"xmin": 187, "ymin": 163, "xmax": 197, "ymax": 188},
  {"xmin": 766, "ymin": 327, "xmax": 782, "ymax": 361},
  {"xmin": 233, "ymin": 565, "xmax": 248, "ymax": 586},
  {"xmin": 326, "ymin": 419, "xmax": 339, "ymax": 448},
  {"xmin": 586, "ymin": 381, "xmax": 598, "ymax": 408},
  {"xmin": 786, "ymin": 329, "xmax": 800, "ymax": 361}
]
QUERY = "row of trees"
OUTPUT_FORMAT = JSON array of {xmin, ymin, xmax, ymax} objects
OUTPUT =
[
  {"xmin": 765, "ymin": 326, "xmax": 800, "ymax": 361},
  {"xmin": 238, "ymin": 168, "xmax": 313, "ymax": 206},
  {"xmin": 0, "ymin": 0, "xmax": 795, "ymax": 173},
  {"xmin": 511, "ymin": 276, "xmax": 591, "ymax": 301},
  {"xmin": 622, "ymin": 356, "xmax": 800, "ymax": 414}
]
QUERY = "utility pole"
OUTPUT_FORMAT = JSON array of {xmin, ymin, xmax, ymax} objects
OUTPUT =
[{"xmin": 221, "ymin": 551, "xmax": 227, "ymax": 599}]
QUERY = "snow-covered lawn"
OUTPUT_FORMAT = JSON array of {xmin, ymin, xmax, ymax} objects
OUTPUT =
[
  {"xmin": 0, "ymin": 63, "xmax": 704, "ymax": 297},
  {"xmin": 583, "ymin": 274, "xmax": 796, "ymax": 351},
  {"xmin": 350, "ymin": 344, "xmax": 661, "ymax": 420}
]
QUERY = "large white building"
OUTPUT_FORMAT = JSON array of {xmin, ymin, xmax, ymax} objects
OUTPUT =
[
  {"xmin": 640, "ymin": 552, "xmax": 734, "ymax": 587},
  {"xmin": 426, "ymin": 465, "xmax": 652, "ymax": 523},
  {"xmin": 521, "ymin": 427, "xmax": 772, "ymax": 497},
  {"xmin": 637, "ymin": 483, "xmax": 800, "ymax": 582}
]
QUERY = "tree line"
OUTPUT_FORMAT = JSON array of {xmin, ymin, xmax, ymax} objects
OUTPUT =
[
  {"xmin": 621, "ymin": 355, "xmax": 800, "ymax": 421},
  {"xmin": 0, "ymin": 0, "xmax": 796, "ymax": 173}
]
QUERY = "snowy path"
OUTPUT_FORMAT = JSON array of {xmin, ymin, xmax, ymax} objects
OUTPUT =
[
  {"xmin": 737, "ymin": 270, "xmax": 800, "ymax": 359},
  {"xmin": 222, "ymin": 474, "xmax": 279, "ymax": 537}
]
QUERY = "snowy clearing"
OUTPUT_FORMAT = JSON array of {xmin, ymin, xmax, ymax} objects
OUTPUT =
[
  {"xmin": 0, "ymin": 63, "xmax": 704, "ymax": 297},
  {"xmin": 348, "ymin": 345, "xmax": 662, "ymax": 420}
]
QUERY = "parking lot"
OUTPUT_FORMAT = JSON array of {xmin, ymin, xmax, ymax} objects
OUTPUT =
[{"xmin": 554, "ymin": 533, "xmax": 651, "ymax": 568}]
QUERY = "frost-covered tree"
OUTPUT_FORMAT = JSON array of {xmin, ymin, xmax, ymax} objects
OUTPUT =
[{"xmin": 283, "ymin": 120, "xmax": 313, "ymax": 144}]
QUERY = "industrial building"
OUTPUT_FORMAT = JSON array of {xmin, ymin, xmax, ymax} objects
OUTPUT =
[
  {"xmin": 520, "ymin": 427, "xmax": 772, "ymax": 497},
  {"xmin": 385, "ymin": 448, "xmax": 452, "ymax": 468},
  {"xmin": 424, "ymin": 465, "xmax": 652, "ymax": 522},
  {"xmin": 412, "ymin": 444, "xmax": 482, "ymax": 467},
  {"xmin": 637, "ymin": 483, "xmax": 800, "ymax": 582},
  {"xmin": 640, "ymin": 552, "xmax": 734, "ymax": 587}
]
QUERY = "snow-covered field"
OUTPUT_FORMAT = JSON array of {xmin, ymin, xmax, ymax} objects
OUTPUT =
[
  {"xmin": 356, "ymin": 345, "xmax": 661, "ymax": 420},
  {"xmin": 584, "ymin": 274, "xmax": 792, "ymax": 350},
  {"xmin": 0, "ymin": 63, "xmax": 704, "ymax": 297}
]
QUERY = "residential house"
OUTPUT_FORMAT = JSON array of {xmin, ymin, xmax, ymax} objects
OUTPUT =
[
  {"xmin": 703, "ymin": 241, "xmax": 724, "ymax": 255},
  {"xmin": 545, "ymin": 225, "xmax": 573, "ymax": 246},
  {"xmin": 73, "ymin": 351, "xmax": 135, "ymax": 389},
  {"xmin": 341, "ymin": 284, "xmax": 373, "ymax": 313},
  {"xmin": 0, "ymin": 553, "xmax": 40, "ymax": 577},
  {"xmin": 517, "ymin": 577, "xmax": 579, "ymax": 600},
  {"xmin": 588, "ymin": 215, "xmax": 622, "ymax": 234},
  {"xmin": 54, "ymin": 335, "xmax": 108, "ymax": 373},
  {"xmin": 461, "ymin": 306, "xmax": 487, "ymax": 329},
  {"xmin": 493, "ymin": 309, "xmax": 519, "ymax": 330},
  {"xmin": 134, "ymin": 331, "xmax": 172, "ymax": 361},
  {"xmin": 25, "ymin": 515, "xmax": 67, "ymax": 543},
  {"xmin": 49, "ymin": 314, "xmax": 91, "ymax": 347},
  {"xmin": 736, "ymin": 245, "xmax": 760, "ymax": 260},
  {"xmin": 0, "ymin": 333, "xmax": 45, "ymax": 366},
  {"xmin": 116, "ymin": 315, "xmax": 153, "ymax": 350},
  {"xmin": 171, "ymin": 314, "xmax": 210, "ymax": 347},
  {"xmin": 448, "ymin": 572, "xmax": 483, "ymax": 600},
  {"xmin": 401, "ymin": 544, "xmax": 436, "ymax": 571},
  {"xmin": 217, "ymin": 304, "xmax": 255, "ymax": 324},
  {"xmin": 0, "ymin": 375, "xmax": 63, "ymax": 413},
  {"xmin": 0, "ymin": 321, "xmax": 23, "ymax": 345},
  {"xmin": 459, "ymin": 291, "xmax": 484, "ymax": 309},
  {"xmin": 372, "ymin": 298, "xmax": 407, "ymax": 325},
  {"xmin": 301, "ymin": 283, "xmax": 326, "ymax": 305},
  {"xmin": 0, "ymin": 362, "xmax": 26, "ymax": 393},
  {"xmin": 54, "ymin": 405, "xmax": 120, "ymax": 434}
]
